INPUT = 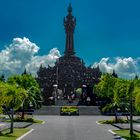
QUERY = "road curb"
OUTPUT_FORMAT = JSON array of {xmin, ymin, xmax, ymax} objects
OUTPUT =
[
  {"xmin": 96, "ymin": 121, "xmax": 102, "ymax": 125},
  {"xmin": 16, "ymin": 129, "xmax": 34, "ymax": 140},
  {"xmin": 42, "ymin": 121, "xmax": 45, "ymax": 124},
  {"xmin": 108, "ymin": 129, "xmax": 125, "ymax": 140}
]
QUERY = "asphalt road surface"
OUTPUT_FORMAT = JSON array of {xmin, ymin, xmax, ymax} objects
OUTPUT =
[{"xmin": 22, "ymin": 116, "xmax": 120, "ymax": 140}]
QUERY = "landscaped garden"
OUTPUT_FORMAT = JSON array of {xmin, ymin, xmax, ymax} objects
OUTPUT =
[
  {"xmin": 94, "ymin": 73, "xmax": 140, "ymax": 116},
  {"xmin": 0, "ymin": 128, "xmax": 30, "ymax": 140},
  {"xmin": 0, "ymin": 74, "xmax": 43, "ymax": 139},
  {"xmin": 113, "ymin": 129, "xmax": 140, "ymax": 140},
  {"xmin": 0, "ymin": 74, "xmax": 42, "ymax": 118},
  {"xmin": 0, "ymin": 114, "xmax": 43, "ymax": 124},
  {"xmin": 98, "ymin": 117, "xmax": 128, "ymax": 124}
]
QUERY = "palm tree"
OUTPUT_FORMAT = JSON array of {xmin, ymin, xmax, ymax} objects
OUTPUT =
[{"xmin": 7, "ymin": 74, "xmax": 42, "ymax": 119}]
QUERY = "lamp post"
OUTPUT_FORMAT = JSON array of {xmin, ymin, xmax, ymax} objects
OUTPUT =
[
  {"xmin": 53, "ymin": 84, "xmax": 58, "ymax": 104},
  {"xmin": 53, "ymin": 58, "xmax": 59, "ymax": 104},
  {"xmin": 10, "ymin": 108, "xmax": 14, "ymax": 133},
  {"xmin": 56, "ymin": 58, "xmax": 59, "ymax": 86},
  {"xmin": 82, "ymin": 84, "xmax": 87, "ymax": 102},
  {"xmin": 130, "ymin": 91, "xmax": 133, "ymax": 138},
  {"xmin": 129, "ymin": 81, "xmax": 134, "ymax": 138}
]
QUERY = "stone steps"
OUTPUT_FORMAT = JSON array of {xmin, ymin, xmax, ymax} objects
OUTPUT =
[
  {"xmin": 55, "ymin": 99, "xmax": 79, "ymax": 106},
  {"xmin": 79, "ymin": 106, "xmax": 101, "ymax": 115},
  {"xmin": 34, "ymin": 106, "xmax": 61, "ymax": 115},
  {"xmin": 34, "ymin": 106, "xmax": 101, "ymax": 115}
]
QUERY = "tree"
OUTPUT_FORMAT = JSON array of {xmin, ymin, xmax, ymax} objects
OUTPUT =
[
  {"xmin": 0, "ymin": 82, "xmax": 27, "ymax": 133},
  {"xmin": 7, "ymin": 74, "xmax": 42, "ymax": 119},
  {"xmin": 133, "ymin": 79, "xmax": 140, "ymax": 113},
  {"xmin": 112, "ymin": 70, "xmax": 118, "ymax": 78},
  {"xmin": 94, "ymin": 74, "xmax": 117, "ymax": 113},
  {"xmin": 128, "ymin": 81, "xmax": 135, "ymax": 137},
  {"xmin": 95, "ymin": 74, "xmax": 131, "ymax": 115},
  {"xmin": 95, "ymin": 72, "xmax": 140, "ymax": 122},
  {"xmin": 0, "ymin": 74, "xmax": 5, "ymax": 82},
  {"xmin": 22, "ymin": 68, "xmax": 27, "ymax": 75},
  {"xmin": 135, "ymin": 92, "xmax": 140, "ymax": 112},
  {"xmin": 111, "ymin": 79, "xmax": 129, "ymax": 122},
  {"xmin": 95, "ymin": 73, "xmax": 116, "ymax": 98},
  {"xmin": 0, "ymin": 82, "xmax": 27, "ymax": 112}
]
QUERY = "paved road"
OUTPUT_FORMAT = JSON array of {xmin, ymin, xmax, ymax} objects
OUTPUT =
[{"xmin": 22, "ymin": 116, "xmax": 120, "ymax": 140}]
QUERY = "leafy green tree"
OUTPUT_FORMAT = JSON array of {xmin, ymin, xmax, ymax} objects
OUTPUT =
[
  {"xmin": 112, "ymin": 79, "xmax": 129, "ymax": 122},
  {"xmin": 95, "ymin": 72, "xmax": 140, "ymax": 115},
  {"xmin": 95, "ymin": 73, "xmax": 116, "ymax": 98},
  {"xmin": 114, "ymin": 79, "xmax": 130, "ymax": 102},
  {"xmin": 0, "ymin": 82, "xmax": 27, "ymax": 113},
  {"xmin": 135, "ymin": 92, "xmax": 140, "ymax": 113},
  {"xmin": 95, "ymin": 74, "xmax": 132, "ymax": 115},
  {"xmin": 7, "ymin": 74, "xmax": 42, "ymax": 118},
  {"xmin": 94, "ymin": 74, "xmax": 116, "ymax": 113},
  {"xmin": 0, "ymin": 74, "xmax": 5, "ymax": 82},
  {"xmin": 133, "ymin": 79, "xmax": 140, "ymax": 113},
  {"xmin": 7, "ymin": 74, "xmax": 42, "ymax": 107}
]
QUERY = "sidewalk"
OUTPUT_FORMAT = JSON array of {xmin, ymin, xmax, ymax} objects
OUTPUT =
[
  {"xmin": 112, "ymin": 117, "xmax": 140, "ymax": 132},
  {"xmin": 0, "ymin": 122, "xmax": 10, "ymax": 131},
  {"xmin": 113, "ymin": 123, "xmax": 140, "ymax": 133},
  {"xmin": 0, "ymin": 122, "xmax": 32, "ymax": 132}
]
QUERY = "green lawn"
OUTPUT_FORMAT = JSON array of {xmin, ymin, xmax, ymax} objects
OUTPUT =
[
  {"xmin": 33, "ymin": 119, "xmax": 44, "ymax": 124},
  {"xmin": 0, "ymin": 128, "xmax": 30, "ymax": 140},
  {"xmin": 114, "ymin": 129, "xmax": 140, "ymax": 140},
  {"xmin": 98, "ymin": 118, "xmax": 128, "ymax": 124},
  {"xmin": 3, "ymin": 117, "xmax": 43, "ymax": 124}
]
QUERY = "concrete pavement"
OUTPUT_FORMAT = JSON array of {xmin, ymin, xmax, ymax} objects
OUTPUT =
[
  {"xmin": 0, "ymin": 122, "xmax": 32, "ymax": 132},
  {"xmin": 22, "ymin": 116, "xmax": 120, "ymax": 140}
]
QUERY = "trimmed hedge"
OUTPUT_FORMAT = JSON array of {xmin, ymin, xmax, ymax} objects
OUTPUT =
[{"xmin": 60, "ymin": 106, "xmax": 79, "ymax": 116}]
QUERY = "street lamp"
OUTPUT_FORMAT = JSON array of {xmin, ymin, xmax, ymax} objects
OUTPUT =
[
  {"xmin": 56, "ymin": 59, "xmax": 59, "ymax": 86},
  {"xmin": 53, "ymin": 84, "xmax": 58, "ymax": 104},
  {"xmin": 82, "ymin": 84, "xmax": 87, "ymax": 102},
  {"xmin": 129, "ymin": 81, "xmax": 134, "ymax": 138}
]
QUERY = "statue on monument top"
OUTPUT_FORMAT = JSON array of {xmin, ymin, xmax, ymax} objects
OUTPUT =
[
  {"xmin": 64, "ymin": 4, "xmax": 76, "ymax": 56},
  {"xmin": 64, "ymin": 4, "xmax": 76, "ymax": 33}
]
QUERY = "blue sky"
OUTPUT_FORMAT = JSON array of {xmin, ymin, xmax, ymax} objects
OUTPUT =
[{"xmin": 0, "ymin": 0, "xmax": 140, "ymax": 78}]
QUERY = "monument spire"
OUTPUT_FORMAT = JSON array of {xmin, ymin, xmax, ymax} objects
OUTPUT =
[
  {"xmin": 64, "ymin": 4, "xmax": 76, "ymax": 56},
  {"xmin": 68, "ymin": 3, "xmax": 72, "ymax": 13}
]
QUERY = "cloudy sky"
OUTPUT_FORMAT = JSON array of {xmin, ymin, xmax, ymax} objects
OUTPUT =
[{"xmin": 0, "ymin": 0, "xmax": 140, "ymax": 78}]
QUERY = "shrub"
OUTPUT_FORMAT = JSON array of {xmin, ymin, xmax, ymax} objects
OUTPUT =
[
  {"xmin": 98, "ymin": 118, "xmax": 128, "ymax": 124},
  {"xmin": 60, "ymin": 106, "xmax": 79, "ymax": 115},
  {"xmin": 14, "ymin": 115, "xmax": 34, "ymax": 122}
]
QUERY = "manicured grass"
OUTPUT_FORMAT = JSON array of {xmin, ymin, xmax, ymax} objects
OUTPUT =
[
  {"xmin": 98, "ymin": 118, "xmax": 128, "ymax": 124},
  {"xmin": 60, "ymin": 106, "xmax": 79, "ymax": 115},
  {"xmin": 0, "ymin": 128, "xmax": 30, "ymax": 140},
  {"xmin": 33, "ymin": 119, "xmax": 44, "ymax": 124},
  {"xmin": 114, "ymin": 129, "xmax": 140, "ymax": 140},
  {"xmin": 3, "ymin": 117, "xmax": 43, "ymax": 124},
  {"xmin": 61, "ymin": 106, "xmax": 78, "ymax": 112}
]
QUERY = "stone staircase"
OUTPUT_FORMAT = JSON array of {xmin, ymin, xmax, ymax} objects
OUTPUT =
[
  {"xmin": 34, "ymin": 106, "xmax": 61, "ymax": 115},
  {"xmin": 34, "ymin": 105, "xmax": 101, "ymax": 115},
  {"xmin": 78, "ymin": 106, "xmax": 101, "ymax": 115},
  {"xmin": 55, "ymin": 99, "xmax": 79, "ymax": 106}
]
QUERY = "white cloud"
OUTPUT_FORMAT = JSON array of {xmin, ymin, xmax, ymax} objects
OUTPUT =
[
  {"xmin": 26, "ymin": 48, "xmax": 61, "ymax": 75},
  {"xmin": 92, "ymin": 57, "xmax": 139, "ymax": 79},
  {"xmin": 1, "ymin": 37, "xmax": 140, "ymax": 79},
  {"xmin": 0, "ymin": 37, "xmax": 61, "ymax": 77},
  {"xmin": 93, "ymin": 58, "xmax": 113, "ymax": 73}
]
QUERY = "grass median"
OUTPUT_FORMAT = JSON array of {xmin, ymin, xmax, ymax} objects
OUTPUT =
[
  {"xmin": 0, "ymin": 128, "xmax": 30, "ymax": 140},
  {"xmin": 1, "ymin": 115, "xmax": 44, "ymax": 124},
  {"xmin": 113, "ymin": 129, "xmax": 140, "ymax": 140}
]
